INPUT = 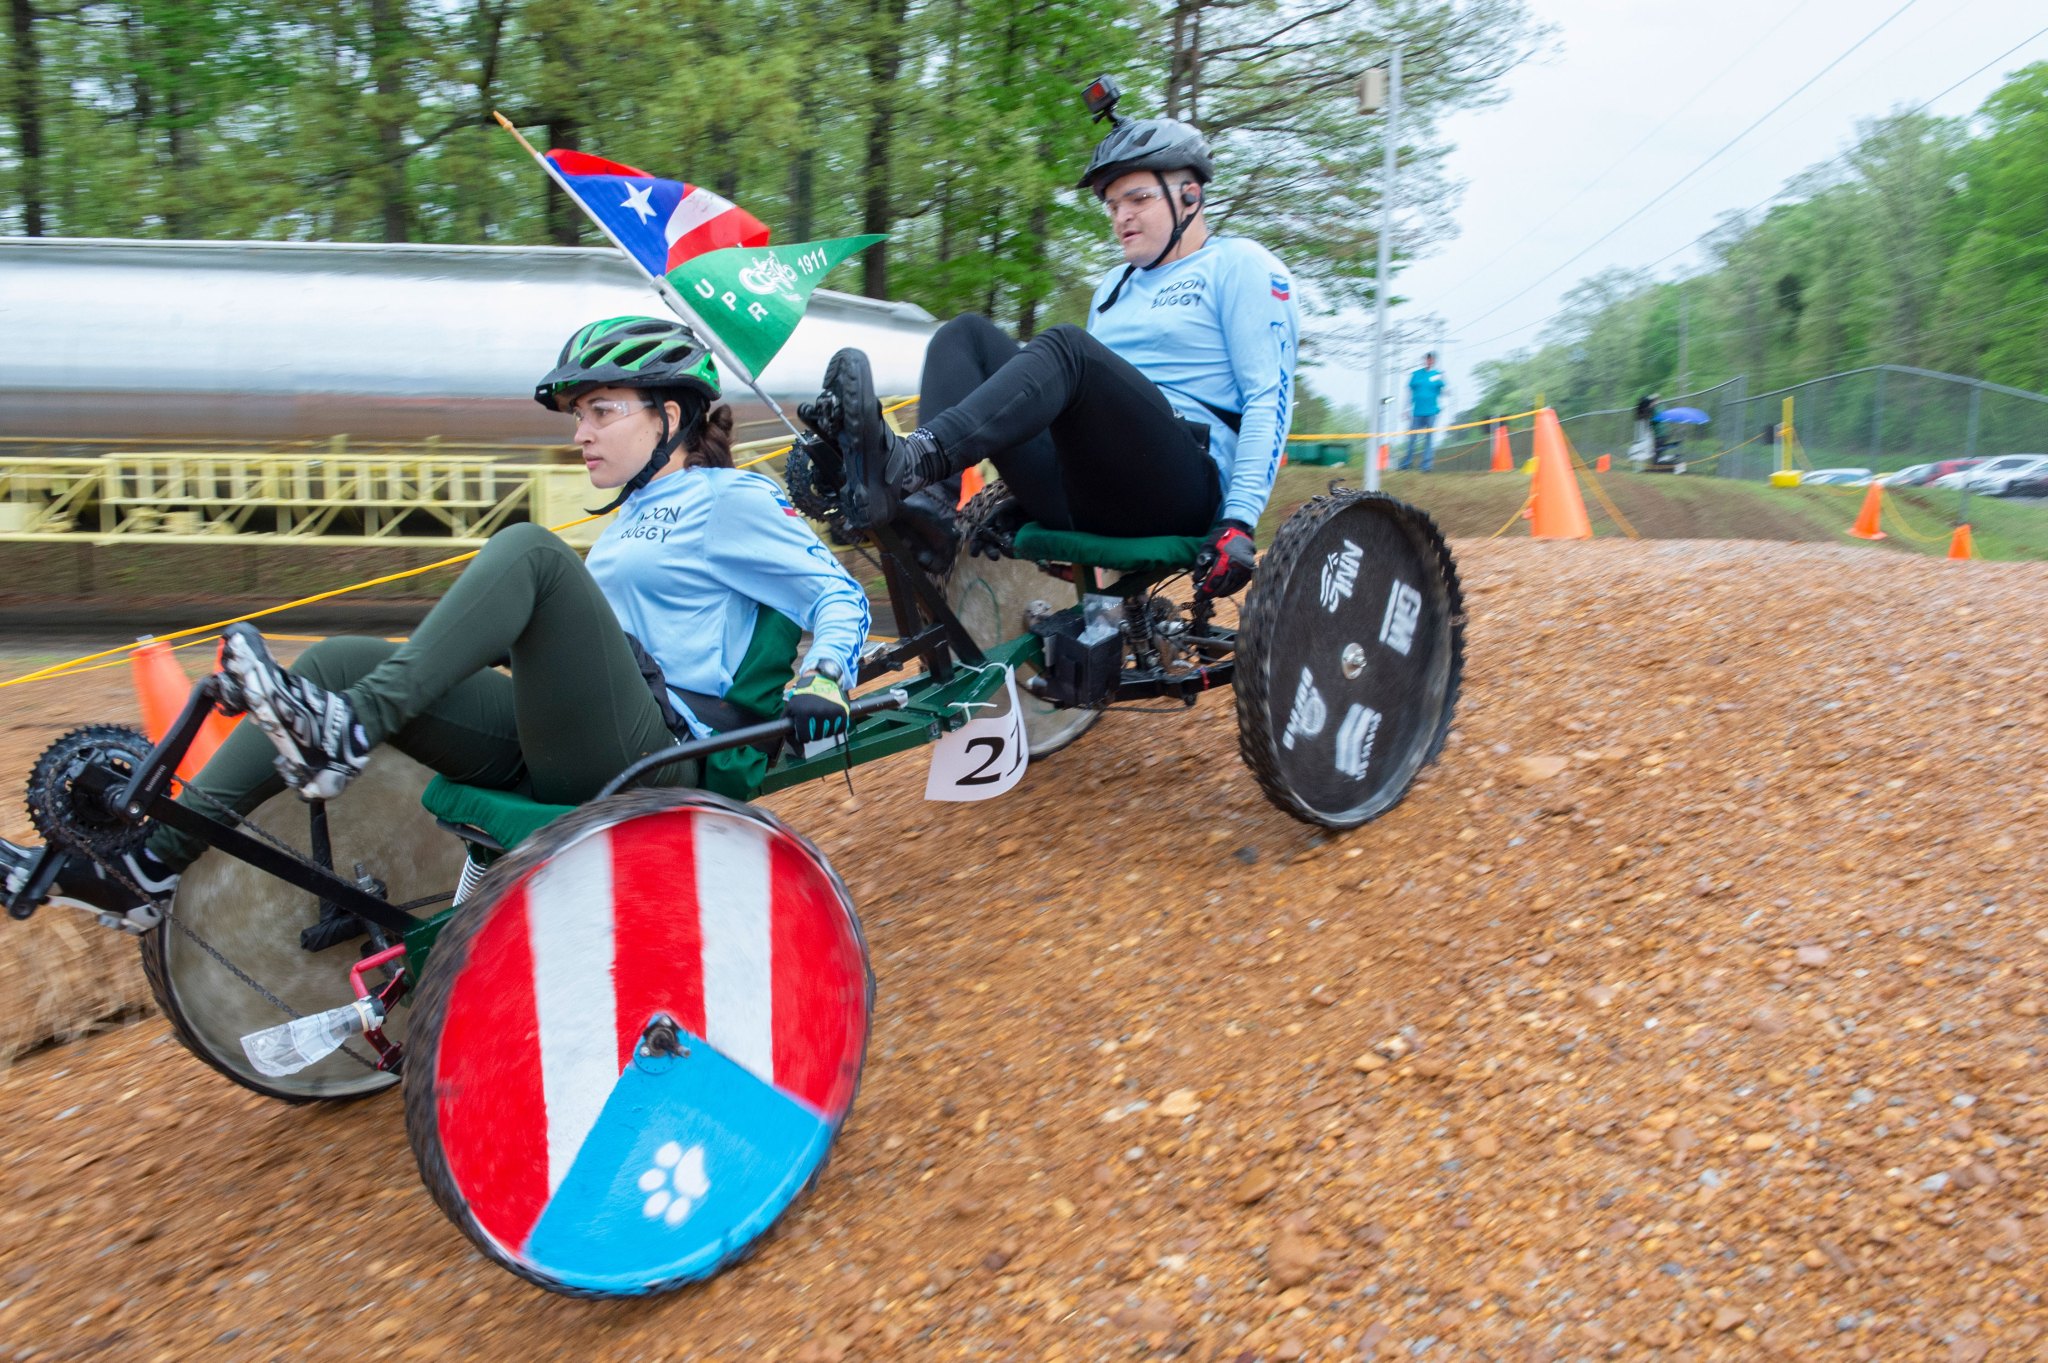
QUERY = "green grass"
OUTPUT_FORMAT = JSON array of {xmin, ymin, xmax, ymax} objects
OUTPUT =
[{"xmin": 1258, "ymin": 462, "xmax": 2048, "ymax": 560}]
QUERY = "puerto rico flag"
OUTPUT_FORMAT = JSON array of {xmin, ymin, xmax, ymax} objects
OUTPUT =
[
  {"xmin": 427, "ymin": 804, "xmax": 870, "ymax": 1292},
  {"xmin": 543, "ymin": 149, "xmax": 771, "ymax": 278}
]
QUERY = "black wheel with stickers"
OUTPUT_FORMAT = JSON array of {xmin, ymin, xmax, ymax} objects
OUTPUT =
[{"xmin": 1234, "ymin": 491, "xmax": 1463, "ymax": 829}]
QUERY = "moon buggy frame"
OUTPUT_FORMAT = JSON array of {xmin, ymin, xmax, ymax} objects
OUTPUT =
[{"xmin": 3, "ymin": 480, "xmax": 1462, "ymax": 1298}]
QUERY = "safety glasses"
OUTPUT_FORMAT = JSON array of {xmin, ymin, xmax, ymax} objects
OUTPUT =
[
  {"xmin": 1102, "ymin": 185, "xmax": 1170, "ymax": 216},
  {"xmin": 569, "ymin": 397, "xmax": 655, "ymax": 431}
]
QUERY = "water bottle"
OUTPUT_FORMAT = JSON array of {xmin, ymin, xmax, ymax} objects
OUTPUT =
[{"xmin": 240, "ymin": 996, "xmax": 383, "ymax": 1078}]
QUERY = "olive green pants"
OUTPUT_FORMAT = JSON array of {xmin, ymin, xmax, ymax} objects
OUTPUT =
[{"xmin": 149, "ymin": 523, "xmax": 688, "ymax": 869}]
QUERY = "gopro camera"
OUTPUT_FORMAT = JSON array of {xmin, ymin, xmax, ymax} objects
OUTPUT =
[{"xmin": 1083, "ymin": 74, "xmax": 1123, "ymax": 123}]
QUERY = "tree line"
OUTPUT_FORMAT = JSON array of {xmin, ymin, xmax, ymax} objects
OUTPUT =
[
  {"xmin": 1466, "ymin": 63, "xmax": 2048, "ymax": 428},
  {"xmin": 2, "ymin": 0, "xmax": 1540, "ymax": 348}
]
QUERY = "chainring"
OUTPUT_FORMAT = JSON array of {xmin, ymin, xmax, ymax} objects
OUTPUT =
[
  {"xmin": 784, "ymin": 431, "xmax": 847, "ymax": 527},
  {"xmin": 26, "ymin": 723, "xmax": 156, "ymax": 859}
]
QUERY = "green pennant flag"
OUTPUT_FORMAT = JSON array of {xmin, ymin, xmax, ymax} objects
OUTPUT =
[{"xmin": 663, "ymin": 234, "xmax": 885, "ymax": 377}]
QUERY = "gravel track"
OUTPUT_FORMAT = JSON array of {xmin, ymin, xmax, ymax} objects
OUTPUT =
[{"xmin": 1, "ymin": 538, "xmax": 2043, "ymax": 1363}]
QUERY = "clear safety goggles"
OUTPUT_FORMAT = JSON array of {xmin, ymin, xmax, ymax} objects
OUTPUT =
[
  {"xmin": 568, "ymin": 397, "xmax": 654, "ymax": 431},
  {"xmin": 1102, "ymin": 185, "xmax": 1172, "ymax": 216}
]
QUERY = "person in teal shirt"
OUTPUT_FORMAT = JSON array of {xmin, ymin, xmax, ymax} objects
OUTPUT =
[{"xmin": 1401, "ymin": 352, "xmax": 1447, "ymax": 472}]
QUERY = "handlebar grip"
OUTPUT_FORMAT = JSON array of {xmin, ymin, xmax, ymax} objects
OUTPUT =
[{"xmin": 596, "ymin": 688, "xmax": 909, "ymax": 800}]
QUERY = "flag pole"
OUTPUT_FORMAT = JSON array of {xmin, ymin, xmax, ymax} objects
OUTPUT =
[{"xmin": 491, "ymin": 111, "xmax": 805, "ymax": 440}]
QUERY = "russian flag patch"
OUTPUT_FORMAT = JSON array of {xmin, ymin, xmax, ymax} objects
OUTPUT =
[{"xmin": 1271, "ymin": 274, "xmax": 1291, "ymax": 301}]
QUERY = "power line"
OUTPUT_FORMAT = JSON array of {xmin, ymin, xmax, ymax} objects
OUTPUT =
[
  {"xmin": 1455, "ymin": 18, "xmax": 2048, "ymax": 355},
  {"xmin": 1432, "ymin": 0, "xmax": 1820, "ymax": 305},
  {"xmin": 1453, "ymin": 0, "xmax": 1925, "ymax": 336}
]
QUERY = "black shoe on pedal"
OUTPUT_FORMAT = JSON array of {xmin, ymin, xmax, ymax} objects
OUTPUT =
[
  {"xmin": 0, "ymin": 836, "xmax": 179, "ymax": 917},
  {"xmin": 811, "ymin": 348, "xmax": 949, "ymax": 532},
  {"xmin": 219, "ymin": 624, "xmax": 370, "ymax": 801}
]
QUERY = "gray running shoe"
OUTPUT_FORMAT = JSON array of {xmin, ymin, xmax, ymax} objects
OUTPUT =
[{"xmin": 218, "ymin": 624, "xmax": 370, "ymax": 800}]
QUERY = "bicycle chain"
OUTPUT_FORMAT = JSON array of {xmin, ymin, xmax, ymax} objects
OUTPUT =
[
  {"xmin": 88, "ymin": 846, "xmax": 382, "ymax": 1071},
  {"xmin": 177, "ymin": 782, "xmax": 453, "ymax": 912}
]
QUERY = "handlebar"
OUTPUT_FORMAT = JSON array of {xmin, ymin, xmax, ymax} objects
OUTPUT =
[{"xmin": 595, "ymin": 688, "xmax": 910, "ymax": 801}]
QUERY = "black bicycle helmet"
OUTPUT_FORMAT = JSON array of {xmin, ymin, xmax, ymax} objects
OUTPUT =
[
  {"xmin": 533, "ymin": 315, "xmax": 720, "ymax": 411},
  {"xmin": 1077, "ymin": 117, "xmax": 1215, "ymax": 195}
]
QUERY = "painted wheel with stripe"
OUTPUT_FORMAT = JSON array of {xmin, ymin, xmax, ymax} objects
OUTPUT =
[
  {"xmin": 944, "ymin": 480, "xmax": 1101, "ymax": 758},
  {"xmin": 1234, "ymin": 491, "xmax": 1464, "ymax": 829},
  {"xmin": 402, "ymin": 788, "xmax": 872, "ymax": 1297},
  {"xmin": 140, "ymin": 749, "xmax": 462, "ymax": 1102}
]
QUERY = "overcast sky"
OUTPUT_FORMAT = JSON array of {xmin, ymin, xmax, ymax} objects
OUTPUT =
[{"xmin": 1335, "ymin": 0, "xmax": 2048, "ymax": 413}]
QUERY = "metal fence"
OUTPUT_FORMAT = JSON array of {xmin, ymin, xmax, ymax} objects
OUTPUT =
[{"xmin": 1548, "ymin": 366, "xmax": 2048, "ymax": 480}]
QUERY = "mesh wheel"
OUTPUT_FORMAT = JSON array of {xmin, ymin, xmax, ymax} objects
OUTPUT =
[
  {"xmin": 1234, "ymin": 491, "xmax": 1464, "ymax": 829},
  {"xmin": 139, "ymin": 750, "xmax": 462, "ymax": 1102},
  {"xmin": 943, "ymin": 481, "xmax": 1102, "ymax": 758},
  {"xmin": 403, "ymin": 789, "xmax": 872, "ymax": 1297}
]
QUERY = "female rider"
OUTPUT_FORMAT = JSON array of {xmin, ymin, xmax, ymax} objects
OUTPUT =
[{"xmin": 2, "ymin": 316, "xmax": 869, "ymax": 920}]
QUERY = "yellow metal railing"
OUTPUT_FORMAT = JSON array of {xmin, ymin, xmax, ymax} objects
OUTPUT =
[{"xmin": 0, "ymin": 434, "xmax": 805, "ymax": 546}]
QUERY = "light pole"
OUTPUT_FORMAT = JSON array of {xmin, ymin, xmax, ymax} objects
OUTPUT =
[{"xmin": 1361, "ymin": 48, "xmax": 1402, "ymax": 492}]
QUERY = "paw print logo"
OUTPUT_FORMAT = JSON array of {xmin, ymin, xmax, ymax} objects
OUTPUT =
[{"xmin": 637, "ymin": 1140, "xmax": 710, "ymax": 1228}]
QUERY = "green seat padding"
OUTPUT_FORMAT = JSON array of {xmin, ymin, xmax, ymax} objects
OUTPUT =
[
  {"xmin": 417, "ymin": 605, "xmax": 805, "ymax": 850},
  {"xmin": 422, "ymin": 776, "xmax": 574, "ymax": 852},
  {"xmin": 1010, "ymin": 523, "xmax": 1205, "ymax": 572}
]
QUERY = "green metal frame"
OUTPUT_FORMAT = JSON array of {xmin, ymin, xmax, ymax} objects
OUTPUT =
[{"xmin": 399, "ymin": 628, "xmax": 1043, "ymax": 966}]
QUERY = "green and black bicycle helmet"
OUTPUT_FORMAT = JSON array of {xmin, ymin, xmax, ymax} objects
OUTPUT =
[
  {"xmin": 538, "ymin": 316, "xmax": 723, "ymax": 513},
  {"xmin": 533, "ymin": 315, "xmax": 720, "ymax": 411}
]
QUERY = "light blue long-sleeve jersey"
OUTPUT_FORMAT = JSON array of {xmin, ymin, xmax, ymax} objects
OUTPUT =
[
  {"xmin": 584, "ymin": 466, "xmax": 870, "ymax": 736},
  {"xmin": 1086, "ymin": 235, "xmax": 1299, "ymax": 528}
]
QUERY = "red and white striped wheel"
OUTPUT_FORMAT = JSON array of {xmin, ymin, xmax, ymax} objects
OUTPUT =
[{"xmin": 402, "ymin": 789, "xmax": 871, "ymax": 1297}]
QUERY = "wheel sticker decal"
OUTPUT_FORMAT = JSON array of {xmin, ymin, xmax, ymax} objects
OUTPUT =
[
  {"xmin": 637, "ymin": 1141, "xmax": 711, "ymax": 1228},
  {"xmin": 1319, "ymin": 539, "xmax": 1363, "ymax": 611},
  {"xmin": 1379, "ymin": 580, "xmax": 1422, "ymax": 655},
  {"xmin": 1334, "ymin": 702, "xmax": 1383, "ymax": 780},
  {"xmin": 1282, "ymin": 667, "xmax": 1327, "ymax": 750}
]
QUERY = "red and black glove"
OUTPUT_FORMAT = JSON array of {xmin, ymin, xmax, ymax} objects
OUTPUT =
[{"xmin": 1195, "ymin": 520, "xmax": 1257, "ymax": 597}]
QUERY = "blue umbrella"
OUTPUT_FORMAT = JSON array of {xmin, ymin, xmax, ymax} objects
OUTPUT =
[{"xmin": 1655, "ymin": 406, "xmax": 1710, "ymax": 424}]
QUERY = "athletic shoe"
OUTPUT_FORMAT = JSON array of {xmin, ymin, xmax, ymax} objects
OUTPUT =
[
  {"xmin": 218, "ymin": 624, "xmax": 370, "ymax": 800},
  {"xmin": 811, "ymin": 348, "xmax": 949, "ymax": 531},
  {"xmin": 0, "ymin": 836, "xmax": 179, "ymax": 917}
]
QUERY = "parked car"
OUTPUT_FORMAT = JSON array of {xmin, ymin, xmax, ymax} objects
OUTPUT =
[
  {"xmin": 2003, "ymin": 469, "xmax": 2048, "ymax": 498},
  {"xmin": 1932, "ymin": 453, "xmax": 2048, "ymax": 491},
  {"xmin": 1894, "ymin": 457, "xmax": 1991, "ymax": 486},
  {"xmin": 1978, "ymin": 455, "xmax": 2048, "ymax": 496},
  {"xmin": 1800, "ymin": 467, "xmax": 1874, "ymax": 486}
]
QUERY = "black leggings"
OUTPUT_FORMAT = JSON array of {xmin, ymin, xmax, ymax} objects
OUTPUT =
[{"xmin": 919, "ymin": 315, "xmax": 1221, "ymax": 537}]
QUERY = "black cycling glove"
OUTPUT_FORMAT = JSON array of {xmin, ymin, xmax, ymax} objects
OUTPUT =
[
  {"xmin": 784, "ymin": 670, "xmax": 851, "ymax": 744},
  {"xmin": 1194, "ymin": 519, "xmax": 1257, "ymax": 597}
]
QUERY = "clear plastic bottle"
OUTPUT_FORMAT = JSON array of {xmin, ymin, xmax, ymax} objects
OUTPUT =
[{"xmin": 240, "ymin": 997, "xmax": 383, "ymax": 1077}]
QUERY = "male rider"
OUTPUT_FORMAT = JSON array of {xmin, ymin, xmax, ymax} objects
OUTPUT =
[{"xmin": 805, "ymin": 79, "xmax": 1298, "ymax": 599}]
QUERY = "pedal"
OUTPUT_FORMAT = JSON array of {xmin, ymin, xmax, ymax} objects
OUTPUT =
[{"xmin": 300, "ymin": 901, "xmax": 367, "ymax": 953}]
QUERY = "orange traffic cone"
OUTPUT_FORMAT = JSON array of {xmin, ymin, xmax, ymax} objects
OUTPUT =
[
  {"xmin": 956, "ymin": 461, "xmax": 984, "ymax": 510},
  {"xmin": 1490, "ymin": 422, "xmax": 1512, "ymax": 472},
  {"xmin": 1377, "ymin": 443, "xmax": 1390, "ymax": 471},
  {"xmin": 1846, "ymin": 482, "xmax": 1886, "ymax": 541},
  {"xmin": 1595, "ymin": 454, "xmax": 1611, "ymax": 473},
  {"xmin": 132, "ymin": 639, "xmax": 238, "ymax": 779},
  {"xmin": 1528, "ymin": 408, "xmax": 1592, "ymax": 539},
  {"xmin": 1947, "ymin": 524, "xmax": 1973, "ymax": 559}
]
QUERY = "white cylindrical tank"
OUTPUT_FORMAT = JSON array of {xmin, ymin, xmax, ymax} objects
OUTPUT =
[{"xmin": 0, "ymin": 237, "xmax": 937, "ymax": 444}]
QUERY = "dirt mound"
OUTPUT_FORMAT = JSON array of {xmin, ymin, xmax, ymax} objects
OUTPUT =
[{"xmin": 1, "ymin": 538, "xmax": 2044, "ymax": 1362}]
